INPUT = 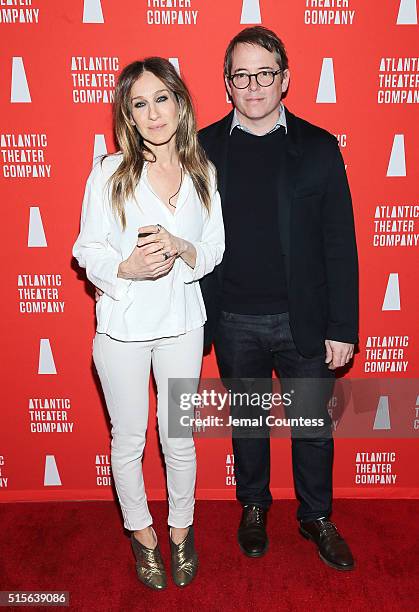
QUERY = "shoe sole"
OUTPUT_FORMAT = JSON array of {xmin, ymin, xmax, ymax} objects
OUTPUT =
[
  {"xmin": 299, "ymin": 527, "xmax": 355, "ymax": 571},
  {"xmin": 237, "ymin": 533, "xmax": 269, "ymax": 558}
]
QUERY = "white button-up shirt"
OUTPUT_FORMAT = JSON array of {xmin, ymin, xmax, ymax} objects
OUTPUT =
[{"xmin": 73, "ymin": 154, "xmax": 225, "ymax": 341}]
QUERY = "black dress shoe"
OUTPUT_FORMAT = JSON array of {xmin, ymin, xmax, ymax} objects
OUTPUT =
[
  {"xmin": 299, "ymin": 518, "xmax": 355, "ymax": 571},
  {"xmin": 238, "ymin": 505, "xmax": 268, "ymax": 558}
]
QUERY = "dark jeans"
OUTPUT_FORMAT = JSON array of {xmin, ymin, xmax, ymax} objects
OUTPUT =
[{"xmin": 214, "ymin": 310, "xmax": 335, "ymax": 522}]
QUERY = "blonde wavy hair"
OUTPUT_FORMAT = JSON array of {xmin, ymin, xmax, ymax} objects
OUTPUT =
[{"xmin": 106, "ymin": 57, "xmax": 213, "ymax": 229}]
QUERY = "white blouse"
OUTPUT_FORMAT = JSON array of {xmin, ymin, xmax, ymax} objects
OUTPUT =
[{"xmin": 72, "ymin": 153, "xmax": 225, "ymax": 341}]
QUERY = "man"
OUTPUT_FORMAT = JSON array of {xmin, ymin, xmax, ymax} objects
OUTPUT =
[{"xmin": 198, "ymin": 26, "xmax": 358, "ymax": 570}]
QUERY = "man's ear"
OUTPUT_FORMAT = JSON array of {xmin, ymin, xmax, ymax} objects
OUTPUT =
[
  {"xmin": 281, "ymin": 69, "xmax": 290, "ymax": 95},
  {"xmin": 224, "ymin": 75, "xmax": 232, "ymax": 102}
]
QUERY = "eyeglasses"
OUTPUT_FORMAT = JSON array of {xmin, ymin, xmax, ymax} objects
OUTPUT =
[{"xmin": 228, "ymin": 69, "xmax": 282, "ymax": 89}]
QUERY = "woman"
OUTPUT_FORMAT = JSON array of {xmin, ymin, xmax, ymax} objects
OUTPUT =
[{"xmin": 72, "ymin": 57, "xmax": 224, "ymax": 590}]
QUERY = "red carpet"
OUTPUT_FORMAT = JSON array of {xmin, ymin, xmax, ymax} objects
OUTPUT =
[{"xmin": 1, "ymin": 500, "xmax": 417, "ymax": 611}]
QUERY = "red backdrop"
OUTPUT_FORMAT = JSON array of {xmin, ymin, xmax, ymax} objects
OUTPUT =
[{"xmin": 1, "ymin": 0, "xmax": 418, "ymax": 503}]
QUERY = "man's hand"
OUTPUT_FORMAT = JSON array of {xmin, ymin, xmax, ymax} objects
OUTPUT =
[
  {"xmin": 94, "ymin": 287, "xmax": 103, "ymax": 302},
  {"xmin": 325, "ymin": 339, "xmax": 354, "ymax": 370}
]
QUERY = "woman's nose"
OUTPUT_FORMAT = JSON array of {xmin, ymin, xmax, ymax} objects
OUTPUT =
[{"xmin": 148, "ymin": 104, "xmax": 159, "ymax": 120}]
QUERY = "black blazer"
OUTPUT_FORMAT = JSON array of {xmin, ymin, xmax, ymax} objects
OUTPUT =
[{"xmin": 198, "ymin": 107, "xmax": 359, "ymax": 358}]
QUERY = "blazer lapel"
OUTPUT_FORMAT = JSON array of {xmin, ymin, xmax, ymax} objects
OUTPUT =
[
  {"xmin": 278, "ymin": 108, "xmax": 303, "ymax": 282},
  {"xmin": 208, "ymin": 111, "xmax": 233, "ymax": 205}
]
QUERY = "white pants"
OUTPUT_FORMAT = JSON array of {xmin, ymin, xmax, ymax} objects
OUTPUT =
[{"xmin": 92, "ymin": 326, "xmax": 204, "ymax": 531}]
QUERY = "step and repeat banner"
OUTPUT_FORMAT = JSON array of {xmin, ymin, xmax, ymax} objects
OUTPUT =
[{"xmin": 0, "ymin": 0, "xmax": 418, "ymax": 502}]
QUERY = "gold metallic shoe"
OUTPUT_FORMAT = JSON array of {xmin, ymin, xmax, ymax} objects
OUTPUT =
[
  {"xmin": 169, "ymin": 525, "xmax": 198, "ymax": 587},
  {"xmin": 130, "ymin": 529, "xmax": 167, "ymax": 590}
]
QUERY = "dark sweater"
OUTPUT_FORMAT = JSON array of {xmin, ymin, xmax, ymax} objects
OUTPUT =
[{"xmin": 220, "ymin": 126, "xmax": 288, "ymax": 314}]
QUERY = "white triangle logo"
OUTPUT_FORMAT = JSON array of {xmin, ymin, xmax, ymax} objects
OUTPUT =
[
  {"xmin": 240, "ymin": 0, "xmax": 262, "ymax": 24},
  {"xmin": 373, "ymin": 396, "xmax": 391, "ymax": 430},
  {"xmin": 11, "ymin": 57, "xmax": 31, "ymax": 103},
  {"xmin": 387, "ymin": 134, "xmax": 406, "ymax": 177},
  {"xmin": 28, "ymin": 207, "xmax": 47, "ymax": 247},
  {"xmin": 44, "ymin": 455, "xmax": 62, "ymax": 486},
  {"xmin": 397, "ymin": 0, "xmax": 418, "ymax": 24},
  {"xmin": 38, "ymin": 339, "xmax": 57, "ymax": 374},
  {"xmin": 382, "ymin": 273, "xmax": 401, "ymax": 311},
  {"xmin": 93, "ymin": 134, "xmax": 107, "ymax": 166},
  {"xmin": 316, "ymin": 58, "xmax": 336, "ymax": 103},
  {"xmin": 83, "ymin": 0, "xmax": 104, "ymax": 23},
  {"xmin": 169, "ymin": 58, "xmax": 180, "ymax": 75}
]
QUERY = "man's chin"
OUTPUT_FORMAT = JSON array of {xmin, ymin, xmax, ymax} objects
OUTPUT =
[{"xmin": 241, "ymin": 109, "xmax": 270, "ymax": 121}]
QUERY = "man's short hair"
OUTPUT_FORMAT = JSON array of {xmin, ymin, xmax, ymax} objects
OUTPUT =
[{"xmin": 224, "ymin": 26, "xmax": 289, "ymax": 77}]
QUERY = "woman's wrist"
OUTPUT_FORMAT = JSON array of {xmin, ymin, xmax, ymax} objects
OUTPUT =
[
  {"xmin": 117, "ymin": 260, "xmax": 131, "ymax": 279},
  {"xmin": 176, "ymin": 237, "xmax": 188, "ymax": 256},
  {"xmin": 177, "ymin": 238, "xmax": 197, "ymax": 269}
]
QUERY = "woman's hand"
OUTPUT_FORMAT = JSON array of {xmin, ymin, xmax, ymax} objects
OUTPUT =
[
  {"xmin": 137, "ymin": 224, "xmax": 197, "ymax": 268},
  {"xmin": 137, "ymin": 224, "xmax": 186, "ymax": 258},
  {"xmin": 118, "ymin": 224, "xmax": 178, "ymax": 281}
]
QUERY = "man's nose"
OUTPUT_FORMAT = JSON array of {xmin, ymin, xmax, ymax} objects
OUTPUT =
[{"xmin": 248, "ymin": 74, "xmax": 261, "ymax": 91}]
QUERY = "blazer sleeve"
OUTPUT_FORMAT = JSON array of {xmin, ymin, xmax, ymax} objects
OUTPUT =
[
  {"xmin": 72, "ymin": 161, "xmax": 132, "ymax": 300},
  {"xmin": 181, "ymin": 173, "xmax": 225, "ymax": 283},
  {"xmin": 322, "ymin": 140, "xmax": 359, "ymax": 344}
]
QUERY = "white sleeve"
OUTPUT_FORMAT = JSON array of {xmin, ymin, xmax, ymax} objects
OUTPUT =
[
  {"xmin": 181, "ymin": 178, "xmax": 225, "ymax": 284},
  {"xmin": 72, "ymin": 162, "xmax": 132, "ymax": 300}
]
